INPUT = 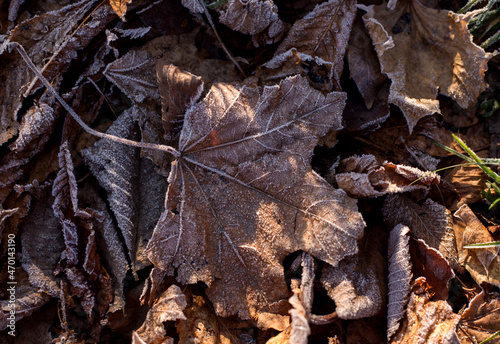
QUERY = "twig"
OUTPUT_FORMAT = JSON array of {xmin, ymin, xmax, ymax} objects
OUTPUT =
[
  {"xmin": 12, "ymin": 41, "xmax": 181, "ymax": 158},
  {"xmin": 198, "ymin": 0, "xmax": 246, "ymax": 78}
]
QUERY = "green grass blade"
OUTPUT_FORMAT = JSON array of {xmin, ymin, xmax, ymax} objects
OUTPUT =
[
  {"xmin": 464, "ymin": 241, "xmax": 500, "ymax": 248},
  {"xmin": 479, "ymin": 330, "xmax": 500, "ymax": 344},
  {"xmin": 458, "ymin": 0, "xmax": 483, "ymax": 14},
  {"xmin": 452, "ymin": 134, "xmax": 500, "ymax": 184}
]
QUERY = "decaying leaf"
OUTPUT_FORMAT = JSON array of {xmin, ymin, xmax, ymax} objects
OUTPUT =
[
  {"xmin": 335, "ymin": 154, "xmax": 440, "ymax": 198},
  {"xmin": 347, "ymin": 14, "xmax": 387, "ymax": 109},
  {"xmin": 134, "ymin": 284, "xmax": 187, "ymax": 344},
  {"xmin": 387, "ymin": 224, "xmax": 412, "ymax": 340},
  {"xmin": 264, "ymin": 0, "xmax": 356, "ymax": 88},
  {"xmin": 82, "ymin": 108, "xmax": 168, "ymax": 273},
  {"xmin": 289, "ymin": 293, "xmax": 310, "ymax": 344},
  {"xmin": 383, "ymin": 194, "xmax": 460, "ymax": 269},
  {"xmin": 146, "ymin": 75, "xmax": 365, "ymax": 319},
  {"xmin": 390, "ymin": 277, "xmax": 460, "ymax": 344},
  {"xmin": 157, "ymin": 63, "xmax": 204, "ymax": 145},
  {"xmin": 453, "ymin": 204, "xmax": 500, "ymax": 288},
  {"xmin": 360, "ymin": 0, "xmax": 491, "ymax": 132},
  {"xmin": 110, "ymin": 0, "xmax": 132, "ymax": 18},
  {"xmin": 458, "ymin": 290, "xmax": 500, "ymax": 344}
]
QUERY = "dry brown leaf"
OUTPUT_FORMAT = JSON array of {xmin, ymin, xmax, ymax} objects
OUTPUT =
[
  {"xmin": 384, "ymin": 194, "xmax": 460, "ymax": 269},
  {"xmin": 177, "ymin": 290, "xmax": 239, "ymax": 344},
  {"xmin": 217, "ymin": 0, "xmax": 285, "ymax": 42},
  {"xmin": 347, "ymin": 13, "xmax": 387, "ymax": 109},
  {"xmin": 156, "ymin": 63, "xmax": 204, "ymax": 145},
  {"xmin": 410, "ymin": 239, "xmax": 454, "ymax": 301},
  {"xmin": 336, "ymin": 154, "xmax": 440, "ymax": 198},
  {"xmin": 453, "ymin": 204, "xmax": 500, "ymax": 288},
  {"xmin": 387, "ymin": 224, "xmax": 412, "ymax": 340},
  {"xmin": 146, "ymin": 75, "xmax": 365, "ymax": 319},
  {"xmin": 391, "ymin": 277, "xmax": 460, "ymax": 344},
  {"xmin": 82, "ymin": 108, "xmax": 168, "ymax": 273},
  {"xmin": 458, "ymin": 290, "xmax": 500, "ymax": 344},
  {"xmin": 264, "ymin": 0, "xmax": 356, "ymax": 88},
  {"xmin": 110, "ymin": 0, "xmax": 132, "ymax": 18},
  {"xmin": 360, "ymin": 0, "xmax": 491, "ymax": 133},
  {"xmin": 321, "ymin": 229, "xmax": 386, "ymax": 320},
  {"xmin": 134, "ymin": 284, "xmax": 187, "ymax": 344},
  {"xmin": 289, "ymin": 293, "xmax": 310, "ymax": 344}
]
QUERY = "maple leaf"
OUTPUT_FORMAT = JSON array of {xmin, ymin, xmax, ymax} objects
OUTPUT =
[
  {"xmin": 360, "ymin": 0, "xmax": 491, "ymax": 133},
  {"xmin": 146, "ymin": 75, "xmax": 365, "ymax": 319}
]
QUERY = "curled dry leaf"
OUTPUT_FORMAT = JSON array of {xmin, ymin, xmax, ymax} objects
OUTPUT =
[
  {"xmin": 134, "ymin": 284, "xmax": 187, "ymax": 344},
  {"xmin": 458, "ymin": 291, "xmax": 500, "ymax": 344},
  {"xmin": 390, "ymin": 277, "xmax": 460, "ymax": 344},
  {"xmin": 157, "ymin": 63, "xmax": 204, "ymax": 145},
  {"xmin": 387, "ymin": 224, "xmax": 412, "ymax": 340},
  {"xmin": 289, "ymin": 293, "xmax": 310, "ymax": 344},
  {"xmin": 347, "ymin": 13, "xmax": 387, "ymax": 109},
  {"xmin": 83, "ymin": 108, "xmax": 168, "ymax": 273},
  {"xmin": 360, "ymin": 0, "xmax": 491, "ymax": 133},
  {"xmin": 110, "ymin": 0, "xmax": 132, "ymax": 18},
  {"xmin": 453, "ymin": 204, "xmax": 500, "ymax": 288},
  {"xmin": 264, "ymin": 0, "xmax": 356, "ymax": 88},
  {"xmin": 383, "ymin": 194, "xmax": 459, "ymax": 269},
  {"xmin": 410, "ymin": 239, "xmax": 454, "ymax": 301},
  {"xmin": 335, "ymin": 154, "xmax": 440, "ymax": 198},
  {"xmin": 146, "ymin": 75, "xmax": 365, "ymax": 319}
]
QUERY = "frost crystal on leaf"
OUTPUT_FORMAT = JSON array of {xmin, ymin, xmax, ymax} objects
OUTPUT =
[
  {"xmin": 146, "ymin": 75, "xmax": 365, "ymax": 319},
  {"xmin": 387, "ymin": 224, "xmax": 412, "ymax": 340}
]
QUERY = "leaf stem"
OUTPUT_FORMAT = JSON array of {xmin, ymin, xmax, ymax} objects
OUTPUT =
[{"xmin": 11, "ymin": 41, "xmax": 181, "ymax": 158}]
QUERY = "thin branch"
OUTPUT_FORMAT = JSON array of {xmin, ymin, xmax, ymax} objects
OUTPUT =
[
  {"xmin": 12, "ymin": 41, "xmax": 181, "ymax": 158},
  {"xmin": 198, "ymin": 0, "xmax": 247, "ymax": 78}
]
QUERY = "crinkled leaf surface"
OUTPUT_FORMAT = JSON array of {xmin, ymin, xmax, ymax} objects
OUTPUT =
[
  {"xmin": 453, "ymin": 204, "xmax": 500, "ymax": 288},
  {"xmin": 146, "ymin": 75, "xmax": 365, "ymax": 319},
  {"xmin": 217, "ymin": 0, "xmax": 284, "ymax": 39},
  {"xmin": 336, "ymin": 154, "xmax": 439, "ymax": 198},
  {"xmin": 387, "ymin": 224, "xmax": 412, "ymax": 340},
  {"xmin": 361, "ymin": 0, "xmax": 491, "ymax": 133},
  {"xmin": 82, "ymin": 108, "xmax": 168, "ymax": 272}
]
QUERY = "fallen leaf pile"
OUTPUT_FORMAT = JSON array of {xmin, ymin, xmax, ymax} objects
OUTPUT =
[{"xmin": 0, "ymin": 0, "xmax": 499, "ymax": 343}]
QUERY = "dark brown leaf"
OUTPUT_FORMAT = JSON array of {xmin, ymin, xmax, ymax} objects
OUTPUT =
[
  {"xmin": 390, "ymin": 277, "xmax": 460, "ymax": 344},
  {"xmin": 387, "ymin": 224, "xmax": 412, "ymax": 340},
  {"xmin": 458, "ymin": 291, "xmax": 500, "ymax": 344},
  {"xmin": 146, "ymin": 75, "xmax": 365, "ymax": 319},
  {"xmin": 336, "ymin": 154, "xmax": 440, "ymax": 198},
  {"xmin": 360, "ymin": 0, "xmax": 491, "ymax": 132},
  {"xmin": 156, "ymin": 63, "xmax": 204, "ymax": 145}
]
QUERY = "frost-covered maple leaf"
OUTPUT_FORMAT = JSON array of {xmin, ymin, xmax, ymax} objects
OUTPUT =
[{"xmin": 146, "ymin": 75, "xmax": 366, "ymax": 319}]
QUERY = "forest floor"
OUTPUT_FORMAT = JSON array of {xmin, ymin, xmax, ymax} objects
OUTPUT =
[{"xmin": 0, "ymin": 0, "xmax": 500, "ymax": 343}]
